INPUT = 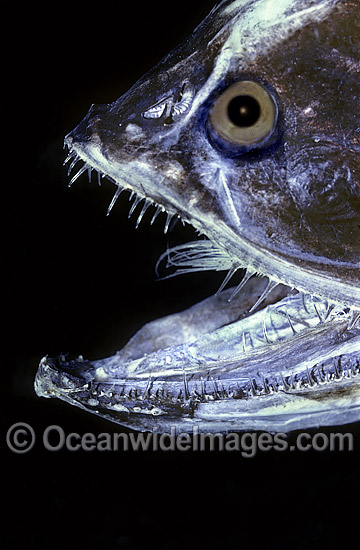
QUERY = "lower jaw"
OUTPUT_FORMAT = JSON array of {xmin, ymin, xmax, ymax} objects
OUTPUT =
[{"xmin": 34, "ymin": 276, "xmax": 360, "ymax": 433}]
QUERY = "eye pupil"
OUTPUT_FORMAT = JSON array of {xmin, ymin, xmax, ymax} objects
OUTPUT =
[
  {"xmin": 208, "ymin": 80, "xmax": 277, "ymax": 152},
  {"xmin": 227, "ymin": 95, "xmax": 261, "ymax": 128}
]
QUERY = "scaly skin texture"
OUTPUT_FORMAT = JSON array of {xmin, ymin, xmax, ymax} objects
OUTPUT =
[{"xmin": 35, "ymin": 0, "xmax": 360, "ymax": 433}]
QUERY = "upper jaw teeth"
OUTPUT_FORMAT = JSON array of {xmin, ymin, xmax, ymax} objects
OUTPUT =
[
  {"xmin": 63, "ymin": 143, "xmax": 358, "ymax": 317},
  {"xmin": 64, "ymin": 143, "xmax": 185, "ymax": 234}
]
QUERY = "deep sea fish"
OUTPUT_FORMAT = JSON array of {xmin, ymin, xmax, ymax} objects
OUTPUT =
[{"xmin": 35, "ymin": 0, "xmax": 360, "ymax": 433}]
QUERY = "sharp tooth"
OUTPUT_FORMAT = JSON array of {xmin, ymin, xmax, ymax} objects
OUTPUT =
[
  {"xmin": 97, "ymin": 171, "xmax": 102, "ymax": 186},
  {"xmin": 135, "ymin": 200, "xmax": 151, "ymax": 228},
  {"xmin": 272, "ymin": 307, "xmax": 312, "ymax": 329},
  {"xmin": 164, "ymin": 212, "xmax": 174, "ymax": 234},
  {"xmin": 301, "ymin": 293, "xmax": 311, "ymax": 314},
  {"xmin": 280, "ymin": 372, "xmax": 291, "ymax": 391},
  {"xmin": 150, "ymin": 205, "xmax": 162, "ymax": 225},
  {"xmin": 87, "ymin": 167, "xmax": 92, "ymax": 183},
  {"xmin": 211, "ymin": 377, "xmax": 219, "ymax": 399},
  {"xmin": 313, "ymin": 302, "xmax": 324, "ymax": 324},
  {"xmin": 107, "ymin": 185, "xmax": 124, "ymax": 216},
  {"xmin": 67, "ymin": 156, "xmax": 81, "ymax": 176},
  {"xmin": 324, "ymin": 303, "xmax": 335, "ymax": 321},
  {"xmin": 285, "ymin": 311, "xmax": 297, "ymax": 334},
  {"xmin": 128, "ymin": 196, "xmax": 141, "ymax": 218},
  {"xmin": 228, "ymin": 269, "xmax": 254, "ymax": 301},
  {"xmin": 261, "ymin": 375, "xmax": 270, "ymax": 394},
  {"xmin": 348, "ymin": 311, "xmax": 360, "ymax": 330},
  {"xmin": 200, "ymin": 377, "xmax": 206, "ymax": 400},
  {"xmin": 306, "ymin": 367, "xmax": 316, "ymax": 387},
  {"xmin": 68, "ymin": 164, "xmax": 87, "ymax": 186},
  {"xmin": 317, "ymin": 365, "xmax": 326, "ymax": 384},
  {"xmin": 249, "ymin": 378, "xmax": 258, "ymax": 397},
  {"xmin": 63, "ymin": 151, "xmax": 76, "ymax": 165},
  {"xmin": 183, "ymin": 370, "xmax": 189, "ymax": 401},
  {"xmin": 216, "ymin": 265, "xmax": 240, "ymax": 295},
  {"xmin": 333, "ymin": 358, "xmax": 342, "ymax": 380},
  {"xmin": 142, "ymin": 375, "xmax": 153, "ymax": 399},
  {"xmin": 249, "ymin": 279, "xmax": 278, "ymax": 313}
]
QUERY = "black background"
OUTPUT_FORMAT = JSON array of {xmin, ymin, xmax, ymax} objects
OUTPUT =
[{"xmin": 2, "ymin": 1, "xmax": 360, "ymax": 549}]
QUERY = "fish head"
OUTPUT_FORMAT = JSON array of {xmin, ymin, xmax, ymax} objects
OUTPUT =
[
  {"xmin": 37, "ymin": 0, "xmax": 360, "ymax": 433},
  {"xmin": 65, "ymin": 0, "xmax": 360, "ymax": 307}
]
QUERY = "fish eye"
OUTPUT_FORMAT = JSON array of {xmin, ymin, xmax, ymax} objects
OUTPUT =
[{"xmin": 208, "ymin": 81, "xmax": 277, "ymax": 150}]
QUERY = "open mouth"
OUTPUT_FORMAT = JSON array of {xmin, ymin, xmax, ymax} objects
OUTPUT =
[
  {"xmin": 34, "ymin": 0, "xmax": 360, "ymax": 433},
  {"xmin": 34, "ymin": 140, "xmax": 360, "ymax": 433}
]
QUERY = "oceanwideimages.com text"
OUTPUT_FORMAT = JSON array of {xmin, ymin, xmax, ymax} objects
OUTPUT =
[{"xmin": 5, "ymin": 423, "xmax": 356, "ymax": 457}]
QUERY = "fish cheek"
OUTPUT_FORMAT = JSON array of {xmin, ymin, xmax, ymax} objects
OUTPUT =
[{"xmin": 303, "ymin": 169, "xmax": 360, "ymax": 263}]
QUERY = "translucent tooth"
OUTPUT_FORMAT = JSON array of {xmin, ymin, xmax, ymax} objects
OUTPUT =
[
  {"xmin": 301, "ymin": 293, "xmax": 311, "ymax": 314},
  {"xmin": 280, "ymin": 372, "xmax": 295, "ymax": 391},
  {"xmin": 128, "ymin": 197, "xmax": 141, "ymax": 218},
  {"xmin": 107, "ymin": 186, "xmax": 124, "ymax": 216},
  {"xmin": 286, "ymin": 311, "xmax": 297, "ymax": 334},
  {"xmin": 97, "ymin": 171, "xmax": 102, "ymax": 186},
  {"xmin": 211, "ymin": 377, "xmax": 219, "ymax": 399},
  {"xmin": 313, "ymin": 302, "xmax": 324, "ymax": 324},
  {"xmin": 200, "ymin": 377, "xmax": 206, "ymax": 400},
  {"xmin": 249, "ymin": 378, "xmax": 258, "ymax": 397},
  {"xmin": 163, "ymin": 212, "xmax": 174, "ymax": 234},
  {"xmin": 262, "ymin": 375, "xmax": 270, "ymax": 394},
  {"xmin": 68, "ymin": 164, "xmax": 87, "ymax": 186},
  {"xmin": 348, "ymin": 311, "xmax": 360, "ymax": 330},
  {"xmin": 150, "ymin": 205, "xmax": 162, "ymax": 225},
  {"xmin": 324, "ymin": 303, "xmax": 335, "ymax": 321},
  {"xmin": 306, "ymin": 367, "xmax": 316, "ymax": 387},
  {"xmin": 142, "ymin": 375, "xmax": 152, "ymax": 399},
  {"xmin": 67, "ymin": 156, "xmax": 81, "ymax": 176},
  {"xmin": 63, "ymin": 151, "xmax": 75, "ymax": 165},
  {"xmin": 272, "ymin": 307, "xmax": 312, "ymax": 329},
  {"xmin": 87, "ymin": 167, "xmax": 92, "ymax": 183},
  {"xmin": 228, "ymin": 269, "xmax": 254, "ymax": 302},
  {"xmin": 135, "ymin": 201, "xmax": 150, "ymax": 228},
  {"xmin": 216, "ymin": 265, "xmax": 240, "ymax": 295},
  {"xmin": 249, "ymin": 279, "xmax": 278, "ymax": 313},
  {"xmin": 182, "ymin": 370, "xmax": 189, "ymax": 401}
]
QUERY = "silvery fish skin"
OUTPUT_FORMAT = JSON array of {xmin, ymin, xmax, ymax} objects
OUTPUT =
[{"xmin": 35, "ymin": 0, "xmax": 360, "ymax": 433}]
